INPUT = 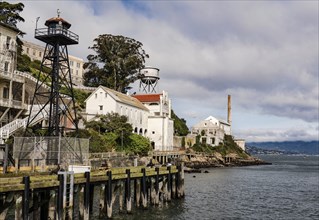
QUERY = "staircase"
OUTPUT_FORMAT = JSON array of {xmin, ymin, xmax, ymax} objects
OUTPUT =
[{"xmin": 0, "ymin": 107, "xmax": 49, "ymax": 144}]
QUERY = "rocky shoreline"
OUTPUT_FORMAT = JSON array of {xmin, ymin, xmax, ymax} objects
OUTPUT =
[{"xmin": 181, "ymin": 153, "xmax": 271, "ymax": 171}]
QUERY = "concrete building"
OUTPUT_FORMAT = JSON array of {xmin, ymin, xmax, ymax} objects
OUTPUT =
[
  {"xmin": 21, "ymin": 40, "xmax": 84, "ymax": 85},
  {"xmin": 191, "ymin": 116, "xmax": 227, "ymax": 146},
  {"xmin": 234, "ymin": 139, "xmax": 246, "ymax": 151},
  {"xmin": 133, "ymin": 91, "xmax": 174, "ymax": 151},
  {"xmin": 85, "ymin": 86, "xmax": 150, "ymax": 136},
  {"xmin": 0, "ymin": 23, "xmax": 27, "ymax": 129}
]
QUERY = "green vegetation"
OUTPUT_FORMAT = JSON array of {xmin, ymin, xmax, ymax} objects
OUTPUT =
[
  {"xmin": 171, "ymin": 110, "xmax": 189, "ymax": 136},
  {"xmin": 79, "ymin": 113, "xmax": 151, "ymax": 155},
  {"xmin": 60, "ymin": 87, "xmax": 90, "ymax": 109},
  {"xmin": 0, "ymin": 1, "xmax": 25, "ymax": 27},
  {"xmin": 191, "ymin": 134, "xmax": 249, "ymax": 159}
]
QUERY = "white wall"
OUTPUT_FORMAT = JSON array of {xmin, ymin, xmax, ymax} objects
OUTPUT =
[
  {"xmin": 85, "ymin": 87, "xmax": 149, "ymax": 136},
  {"xmin": 147, "ymin": 117, "xmax": 174, "ymax": 151}
]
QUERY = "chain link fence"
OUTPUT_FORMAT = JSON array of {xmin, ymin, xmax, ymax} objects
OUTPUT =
[{"xmin": 13, "ymin": 136, "xmax": 89, "ymax": 166}]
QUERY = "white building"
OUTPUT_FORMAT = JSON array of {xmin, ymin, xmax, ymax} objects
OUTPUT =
[
  {"xmin": 191, "ymin": 116, "xmax": 231, "ymax": 146},
  {"xmin": 234, "ymin": 139, "xmax": 246, "ymax": 151},
  {"xmin": 133, "ymin": 91, "xmax": 174, "ymax": 151},
  {"xmin": 21, "ymin": 40, "xmax": 84, "ymax": 85},
  {"xmin": 85, "ymin": 86, "xmax": 150, "ymax": 136},
  {"xmin": 0, "ymin": 23, "xmax": 27, "ymax": 128}
]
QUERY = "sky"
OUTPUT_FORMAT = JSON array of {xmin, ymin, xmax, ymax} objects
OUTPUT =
[{"xmin": 11, "ymin": 0, "xmax": 319, "ymax": 142}]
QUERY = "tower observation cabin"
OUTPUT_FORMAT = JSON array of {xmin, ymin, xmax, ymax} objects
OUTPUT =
[{"xmin": 35, "ymin": 15, "xmax": 78, "ymax": 45}]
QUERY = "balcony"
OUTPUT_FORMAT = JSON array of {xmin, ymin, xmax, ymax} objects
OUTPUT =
[
  {"xmin": 0, "ymin": 98, "xmax": 27, "ymax": 110},
  {"xmin": 0, "ymin": 70, "xmax": 24, "ymax": 83},
  {"xmin": 35, "ymin": 27, "xmax": 79, "ymax": 45}
]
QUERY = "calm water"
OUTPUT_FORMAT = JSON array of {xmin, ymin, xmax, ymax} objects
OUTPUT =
[{"xmin": 114, "ymin": 155, "xmax": 319, "ymax": 220}]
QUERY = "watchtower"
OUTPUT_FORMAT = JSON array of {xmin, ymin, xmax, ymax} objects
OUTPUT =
[
  {"xmin": 139, "ymin": 67, "xmax": 160, "ymax": 93},
  {"xmin": 26, "ymin": 11, "xmax": 79, "ymax": 136}
]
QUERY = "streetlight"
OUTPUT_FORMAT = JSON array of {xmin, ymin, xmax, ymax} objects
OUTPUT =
[{"xmin": 35, "ymin": 17, "xmax": 40, "ymax": 29}]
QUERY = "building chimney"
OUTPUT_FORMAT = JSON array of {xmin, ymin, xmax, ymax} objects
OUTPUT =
[{"xmin": 227, "ymin": 95, "xmax": 232, "ymax": 125}]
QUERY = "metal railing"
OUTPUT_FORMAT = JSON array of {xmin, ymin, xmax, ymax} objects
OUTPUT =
[{"xmin": 35, "ymin": 27, "xmax": 79, "ymax": 43}]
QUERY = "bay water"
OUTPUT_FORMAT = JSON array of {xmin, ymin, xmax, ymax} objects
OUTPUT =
[{"xmin": 113, "ymin": 155, "xmax": 319, "ymax": 220}]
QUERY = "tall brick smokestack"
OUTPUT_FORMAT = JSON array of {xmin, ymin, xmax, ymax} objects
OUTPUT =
[{"xmin": 227, "ymin": 95, "xmax": 232, "ymax": 126}]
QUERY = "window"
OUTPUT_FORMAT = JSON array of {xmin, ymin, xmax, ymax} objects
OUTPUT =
[
  {"xmin": 105, "ymin": 93, "xmax": 107, "ymax": 98},
  {"xmin": 95, "ymin": 94, "xmax": 97, "ymax": 98},
  {"xmin": 39, "ymin": 52, "xmax": 42, "ymax": 57},
  {"xmin": 152, "ymin": 131, "xmax": 155, "ymax": 134},
  {"xmin": 6, "ymin": 36, "xmax": 11, "ymax": 49},
  {"xmin": 202, "ymin": 137, "xmax": 207, "ymax": 144},
  {"xmin": 70, "ymin": 69, "xmax": 73, "ymax": 74},
  {"xmin": 33, "ymin": 49, "xmax": 36, "ymax": 56},
  {"xmin": 26, "ymin": 48, "xmax": 29, "ymax": 54},
  {"xmin": 76, "ymin": 70, "xmax": 78, "ymax": 75},
  {"xmin": 3, "ymin": 88, "xmax": 9, "ymax": 99},
  {"xmin": 4, "ymin": 62, "xmax": 9, "ymax": 72},
  {"xmin": 70, "ymin": 61, "xmax": 73, "ymax": 66},
  {"xmin": 76, "ymin": 62, "xmax": 80, "ymax": 68},
  {"xmin": 99, "ymin": 105, "xmax": 103, "ymax": 110}
]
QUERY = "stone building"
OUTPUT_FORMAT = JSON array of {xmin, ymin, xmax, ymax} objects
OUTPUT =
[
  {"xmin": 0, "ymin": 23, "xmax": 27, "ymax": 132},
  {"xmin": 21, "ymin": 40, "xmax": 84, "ymax": 85},
  {"xmin": 191, "ymin": 116, "xmax": 231, "ymax": 146}
]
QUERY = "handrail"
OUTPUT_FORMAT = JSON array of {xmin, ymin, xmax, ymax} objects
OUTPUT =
[{"xmin": 35, "ymin": 27, "xmax": 79, "ymax": 43}]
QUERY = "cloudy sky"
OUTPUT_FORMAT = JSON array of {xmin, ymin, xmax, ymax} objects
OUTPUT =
[{"xmin": 13, "ymin": 0, "xmax": 318, "ymax": 142}]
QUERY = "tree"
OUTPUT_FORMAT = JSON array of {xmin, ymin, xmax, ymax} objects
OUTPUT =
[
  {"xmin": 0, "ymin": 1, "xmax": 25, "ymax": 27},
  {"xmin": 171, "ymin": 110, "xmax": 189, "ymax": 136},
  {"xmin": 83, "ymin": 34, "xmax": 149, "ymax": 93},
  {"xmin": 85, "ymin": 112, "xmax": 150, "ymax": 154}
]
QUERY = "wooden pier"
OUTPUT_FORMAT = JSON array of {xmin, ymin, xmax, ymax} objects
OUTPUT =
[{"xmin": 0, "ymin": 164, "xmax": 184, "ymax": 219}]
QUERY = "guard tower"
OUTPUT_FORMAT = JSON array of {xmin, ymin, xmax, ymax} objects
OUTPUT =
[
  {"xmin": 139, "ymin": 67, "xmax": 160, "ymax": 93},
  {"xmin": 26, "ymin": 11, "xmax": 79, "ymax": 136},
  {"xmin": 13, "ymin": 12, "xmax": 88, "ymax": 168}
]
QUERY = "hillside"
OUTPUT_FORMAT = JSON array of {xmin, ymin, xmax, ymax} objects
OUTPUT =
[{"xmin": 246, "ymin": 141, "xmax": 319, "ymax": 155}]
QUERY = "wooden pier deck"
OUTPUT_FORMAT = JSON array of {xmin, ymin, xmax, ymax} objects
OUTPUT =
[{"xmin": 0, "ymin": 164, "xmax": 185, "ymax": 219}]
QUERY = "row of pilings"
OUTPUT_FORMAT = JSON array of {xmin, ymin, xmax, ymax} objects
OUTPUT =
[{"xmin": 0, "ymin": 164, "xmax": 184, "ymax": 219}]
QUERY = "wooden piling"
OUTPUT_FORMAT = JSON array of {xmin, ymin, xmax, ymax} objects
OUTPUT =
[
  {"xmin": 84, "ymin": 171, "xmax": 90, "ymax": 220},
  {"xmin": 119, "ymin": 181, "xmax": 124, "ymax": 212},
  {"xmin": 57, "ymin": 174, "xmax": 64, "ymax": 220},
  {"xmin": 135, "ymin": 179, "xmax": 141, "ymax": 207},
  {"xmin": 141, "ymin": 168, "xmax": 147, "ymax": 209},
  {"xmin": 106, "ymin": 170, "xmax": 112, "ymax": 218},
  {"xmin": 125, "ymin": 169, "xmax": 132, "ymax": 213},
  {"xmin": 22, "ymin": 176, "xmax": 30, "ymax": 220},
  {"xmin": 15, "ymin": 195, "xmax": 22, "ymax": 220},
  {"xmin": 99, "ymin": 185, "xmax": 105, "ymax": 217},
  {"xmin": 40, "ymin": 191, "xmax": 49, "ymax": 220},
  {"xmin": 155, "ymin": 167, "xmax": 160, "ymax": 205},
  {"xmin": 167, "ymin": 166, "xmax": 172, "ymax": 202},
  {"xmin": 171, "ymin": 173, "xmax": 176, "ymax": 199},
  {"xmin": 32, "ymin": 192, "xmax": 40, "ymax": 220}
]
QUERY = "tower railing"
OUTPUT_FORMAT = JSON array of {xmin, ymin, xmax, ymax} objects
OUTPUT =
[{"xmin": 35, "ymin": 27, "xmax": 79, "ymax": 43}]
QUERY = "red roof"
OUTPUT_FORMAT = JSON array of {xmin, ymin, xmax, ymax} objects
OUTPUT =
[{"xmin": 132, "ymin": 94, "xmax": 161, "ymax": 102}]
